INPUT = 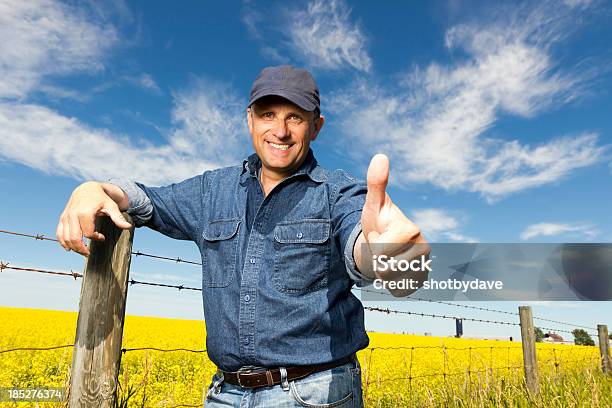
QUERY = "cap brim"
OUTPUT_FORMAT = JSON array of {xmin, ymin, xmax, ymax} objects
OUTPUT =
[{"xmin": 249, "ymin": 88, "xmax": 316, "ymax": 112}]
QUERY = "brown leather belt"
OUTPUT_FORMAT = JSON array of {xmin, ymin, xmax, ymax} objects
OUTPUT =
[{"xmin": 221, "ymin": 355, "xmax": 354, "ymax": 389}]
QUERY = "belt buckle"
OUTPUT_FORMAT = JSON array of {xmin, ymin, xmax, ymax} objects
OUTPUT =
[{"xmin": 236, "ymin": 366, "xmax": 255, "ymax": 388}]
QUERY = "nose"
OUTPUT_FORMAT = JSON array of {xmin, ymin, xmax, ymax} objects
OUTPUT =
[{"xmin": 270, "ymin": 118, "xmax": 289, "ymax": 139}]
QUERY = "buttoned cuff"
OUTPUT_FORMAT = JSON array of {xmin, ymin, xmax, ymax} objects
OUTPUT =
[
  {"xmin": 344, "ymin": 221, "xmax": 374, "ymax": 287},
  {"xmin": 106, "ymin": 178, "xmax": 153, "ymax": 227}
]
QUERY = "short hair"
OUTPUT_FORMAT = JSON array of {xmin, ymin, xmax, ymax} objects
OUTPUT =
[{"xmin": 249, "ymin": 99, "xmax": 320, "ymax": 121}]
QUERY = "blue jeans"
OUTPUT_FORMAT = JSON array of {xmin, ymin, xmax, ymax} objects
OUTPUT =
[{"xmin": 204, "ymin": 358, "xmax": 364, "ymax": 407}]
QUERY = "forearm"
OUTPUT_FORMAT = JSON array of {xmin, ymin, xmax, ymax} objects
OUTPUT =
[
  {"xmin": 99, "ymin": 182, "xmax": 129, "ymax": 211},
  {"xmin": 353, "ymin": 230, "xmax": 428, "ymax": 297},
  {"xmin": 352, "ymin": 231, "xmax": 374, "ymax": 279}
]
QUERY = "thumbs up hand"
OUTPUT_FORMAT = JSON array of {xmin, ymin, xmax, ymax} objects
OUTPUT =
[
  {"xmin": 358, "ymin": 154, "xmax": 429, "ymax": 292},
  {"xmin": 361, "ymin": 154, "xmax": 424, "ymax": 246}
]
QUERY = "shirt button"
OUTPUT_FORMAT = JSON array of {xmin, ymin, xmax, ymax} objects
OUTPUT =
[
  {"xmin": 243, "ymin": 338, "xmax": 250, "ymax": 345},
  {"xmin": 249, "ymin": 258, "xmax": 256, "ymax": 264},
  {"xmin": 296, "ymin": 232, "xmax": 303, "ymax": 239},
  {"xmin": 244, "ymin": 294, "xmax": 251, "ymax": 302}
]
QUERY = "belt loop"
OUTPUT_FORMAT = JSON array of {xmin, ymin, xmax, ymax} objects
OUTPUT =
[
  {"xmin": 279, "ymin": 367, "xmax": 289, "ymax": 391},
  {"xmin": 206, "ymin": 370, "xmax": 224, "ymax": 398},
  {"xmin": 265, "ymin": 370, "xmax": 274, "ymax": 386}
]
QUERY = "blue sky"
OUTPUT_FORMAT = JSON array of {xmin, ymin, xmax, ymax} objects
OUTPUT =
[{"xmin": 0, "ymin": 0, "xmax": 610, "ymax": 340}]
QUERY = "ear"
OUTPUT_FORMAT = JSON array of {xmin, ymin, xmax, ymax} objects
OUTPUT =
[
  {"xmin": 310, "ymin": 114, "xmax": 325, "ymax": 142},
  {"xmin": 247, "ymin": 107, "xmax": 253, "ymax": 134}
]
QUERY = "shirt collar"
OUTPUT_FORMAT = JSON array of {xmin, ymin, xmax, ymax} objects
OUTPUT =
[{"xmin": 241, "ymin": 148, "xmax": 326, "ymax": 183}]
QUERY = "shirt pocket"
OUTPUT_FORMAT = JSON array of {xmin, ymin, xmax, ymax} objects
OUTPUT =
[
  {"xmin": 201, "ymin": 218, "xmax": 241, "ymax": 288},
  {"xmin": 272, "ymin": 219, "xmax": 331, "ymax": 294}
]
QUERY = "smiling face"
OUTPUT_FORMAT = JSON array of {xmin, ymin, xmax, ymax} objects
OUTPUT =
[{"xmin": 247, "ymin": 95, "xmax": 324, "ymax": 181}]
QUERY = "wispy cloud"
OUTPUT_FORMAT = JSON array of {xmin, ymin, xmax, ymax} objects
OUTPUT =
[
  {"xmin": 288, "ymin": 0, "xmax": 371, "ymax": 72},
  {"xmin": 242, "ymin": 0, "xmax": 371, "ymax": 72},
  {"xmin": 0, "ymin": 81, "xmax": 249, "ymax": 185},
  {"xmin": 167, "ymin": 79, "xmax": 248, "ymax": 167},
  {"xmin": 520, "ymin": 222, "xmax": 599, "ymax": 240},
  {"xmin": 124, "ymin": 73, "xmax": 162, "ymax": 94},
  {"xmin": 0, "ymin": 0, "xmax": 248, "ymax": 184},
  {"xmin": 523, "ymin": 300, "xmax": 586, "ymax": 309},
  {"xmin": 36, "ymin": 84, "xmax": 91, "ymax": 103},
  {"xmin": 0, "ymin": 0, "xmax": 118, "ymax": 100},
  {"xmin": 329, "ymin": 1, "xmax": 609, "ymax": 201},
  {"xmin": 411, "ymin": 208, "xmax": 477, "ymax": 242}
]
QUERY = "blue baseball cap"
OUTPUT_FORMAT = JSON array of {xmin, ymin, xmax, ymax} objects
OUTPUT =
[{"xmin": 248, "ymin": 65, "xmax": 320, "ymax": 112}]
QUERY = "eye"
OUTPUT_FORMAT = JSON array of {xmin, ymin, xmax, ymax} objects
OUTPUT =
[
  {"xmin": 287, "ymin": 113, "xmax": 302, "ymax": 122},
  {"xmin": 261, "ymin": 112, "xmax": 274, "ymax": 119}
]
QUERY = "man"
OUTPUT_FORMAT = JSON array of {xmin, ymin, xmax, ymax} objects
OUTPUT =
[{"xmin": 56, "ymin": 65, "xmax": 429, "ymax": 407}]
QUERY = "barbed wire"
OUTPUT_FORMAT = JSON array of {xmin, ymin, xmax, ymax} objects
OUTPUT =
[
  {"xmin": 2, "ymin": 342, "xmax": 600, "ymax": 404},
  {"xmin": 0, "ymin": 228, "xmax": 201, "ymax": 266},
  {"xmin": 121, "ymin": 347, "xmax": 207, "ymax": 354},
  {"xmin": 1, "ymin": 260, "xmax": 600, "ymax": 337},
  {"xmin": 355, "ymin": 287, "xmax": 595, "ymax": 331},
  {"xmin": 0, "ymin": 263, "xmax": 82, "ymax": 279},
  {"xmin": 0, "ymin": 344, "xmax": 74, "ymax": 354},
  {"xmin": 1, "ymin": 227, "xmax": 601, "ymax": 333},
  {"xmin": 0, "ymin": 262, "xmax": 201, "ymax": 291},
  {"xmin": 363, "ymin": 306, "xmax": 595, "ymax": 336},
  {"xmin": 368, "ymin": 345, "xmax": 523, "ymax": 351},
  {"xmin": 1, "ymin": 343, "xmax": 596, "ymax": 355},
  {"xmin": 1, "ymin": 227, "xmax": 607, "ymax": 406}
]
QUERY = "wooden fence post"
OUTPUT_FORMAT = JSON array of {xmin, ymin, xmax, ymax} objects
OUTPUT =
[
  {"xmin": 519, "ymin": 306, "xmax": 540, "ymax": 395},
  {"xmin": 68, "ymin": 213, "xmax": 134, "ymax": 407},
  {"xmin": 597, "ymin": 325, "xmax": 611, "ymax": 375}
]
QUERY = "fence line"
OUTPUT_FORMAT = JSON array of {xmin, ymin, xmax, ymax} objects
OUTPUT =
[
  {"xmin": 363, "ymin": 306, "xmax": 592, "ymax": 336},
  {"xmin": 1, "ymin": 260, "xmax": 599, "ymax": 337},
  {"xmin": 0, "ymin": 337, "xmax": 605, "ymax": 404},
  {"xmin": 1, "ymin": 227, "xmax": 596, "ymax": 330},
  {"xmin": 0, "ymin": 228, "xmax": 201, "ymax": 266},
  {"xmin": 2, "ymin": 225, "xmax": 611, "ymax": 406},
  {"xmin": 356, "ymin": 287, "xmax": 595, "ymax": 330}
]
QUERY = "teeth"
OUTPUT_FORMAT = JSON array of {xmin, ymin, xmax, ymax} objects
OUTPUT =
[{"xmin": 269, "ymin": 142, "xmax": 290, "ymax": 150}]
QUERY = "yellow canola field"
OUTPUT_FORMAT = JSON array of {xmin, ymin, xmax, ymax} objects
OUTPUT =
[{"xmin": 0, "ymin": 306, "xmax": 609, "ymax": 407}]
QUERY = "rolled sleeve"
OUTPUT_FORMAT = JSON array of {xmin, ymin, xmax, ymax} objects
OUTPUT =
[
  {"xmin": 344, "ymin": 221, "xmax": 374, "ymax": 287},
  {"xmin": 106, "ymin": 178, "xmax": 153, "ymax": 227},
  {"xmin": 330, "ymin": 170, "xmax": 375, "ymax": 287}
]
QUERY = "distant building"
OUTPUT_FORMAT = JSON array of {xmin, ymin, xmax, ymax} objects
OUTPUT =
[{"xmin": 543, "ymin": 332, "xmax": 564, "ymax": 343}]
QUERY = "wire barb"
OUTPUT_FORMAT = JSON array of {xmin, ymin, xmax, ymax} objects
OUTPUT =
[{"xmin": 0, "ymin": 228, "xmax": 201, "ymax": 265}]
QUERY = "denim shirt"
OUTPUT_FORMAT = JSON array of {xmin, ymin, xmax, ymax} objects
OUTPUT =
[{"xmin": 110, "ymin": 149, "xmax": 373, "ymax": 371}]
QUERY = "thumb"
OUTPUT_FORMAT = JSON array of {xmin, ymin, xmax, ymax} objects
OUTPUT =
[
  {"xmin": 99, "ymin": 205, "xmax": 132, "ymax": 230},
  {"xmin": 365, "ymin": 153, "xmax": 389, "ymax": 209}
]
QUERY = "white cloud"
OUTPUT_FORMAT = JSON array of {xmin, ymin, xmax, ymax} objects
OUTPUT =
[
  {"xmin": 0, "ymin": 0, "xmax": 249, "ymax": 184},
  {"xmin": 124, "ymin": 73, "xmax": 162, "ymax": 94},
  {"xmin": 329, "ymin": 1, "xmax": 608, "ymax": 201},
  {"xmin": 523, "ymin": 300, "xmax": 585, "ymax": 309},
  {"xmin": 288, "ymin": 0, "xmax": 371, "ymax": 72},
  {"xmin": 0, "ymin": 81, "xmax": 249, "ymax": 184},
  {"xmin": 0, "ymin": 0, "xmax": 118, "ymax": 100},
  {"xmin": 562, "ymin": 0, "xmax": 593, "ymax": 8},
  {"xmin": 36, "ymin": 84, "xmax": 91, "ymax": 103},
  {"xmin": 520, "ymin": 222, "xmax": 599, "ymax": 240},
  {"xmin": 167, "ymin": 79, "xmax": 249, "ymax": 166},
  {"xmin": 242, "ymin": 0, "xmax": 371, "ymax": 72},
  {"xmin": 411, "ymin": 208, "xmax": 477, "ymax": 242}
]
